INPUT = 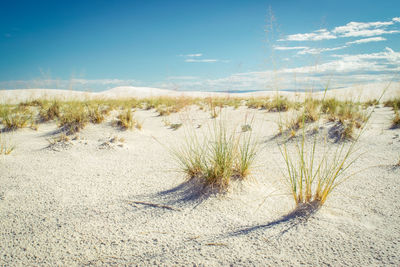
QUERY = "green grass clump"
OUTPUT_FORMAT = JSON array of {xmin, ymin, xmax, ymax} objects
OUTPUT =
[
  {"xmin": 39, "ymin": 101, "xmax": 61, "ymax": 122},
  {"xmin": 279, "ymin": 98, "xmax": 320, "ymax": 137},
  {"xmin": 113, "ymin": 108, "xmax": 138, "ymax": 130},
  {"xmin": 279, "ymin": 135, "xmax": 359, "ymax": 207},
  {"xmin": 279, "ymin": 88, "xmax": 381, "ymax": 209},
  {"xmin": 269, "ymin": 95, "xmax": 292, "ymax": 112},
  {"xmin": 172, "ymin": 121, "xmax": 258, "ymax": 191},
  {"xmin": 321, "ymin": 99, "xmax": 366, "ymax": 140},
  {"xmin": 246, "ymin": 98, "xmax": 270, "ymax": 109},
  {"xmin": 384, "ymin": 97, "xmax": 400, "ymax": 109},
  {"xmin": 87, "ymin": 104, "xmax": 106, "ymax": 124},
  {"xmin": 1, "ymin": 107, "xmax": 32, "ymax": 130},
  {"xmin": 57, "ymin": 103, "xmax": 89, "ymax": 135},
  {"xmin": 363, "ymin": 99, "xmax": 379, "ymax": 108}
]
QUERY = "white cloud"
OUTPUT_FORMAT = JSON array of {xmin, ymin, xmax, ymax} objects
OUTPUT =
[
  {"xmin": 279, "ymin": 28, "xmax": 336, "ymax": 41},
  {"xmin": 346, "ymin": 37, "xmax": 386, "ymax": 45},
  {"xmin": 185, "ymin": 53, "xmax": 202, "ymax": 57},
  {"xmin": 280, "ymin": 17, "xmax": 400, "ymax": 42},
  {"xmin": 162, "ymin": 48, "xmax": 400, "ymax": 91},
  {"xmin": 332, "ymin": 20, "xmax": 399, "ymax": 37},
  {"xmin": 185, "ymin": 59, "xmax": 218, "ymax": 63},
  {"xmin": 274, "ymin": 46, "xmax": 308, "ymax": 50},
  {"xmin": 297, "ymin": 46, "xmax": 347, "ymax": 55}
]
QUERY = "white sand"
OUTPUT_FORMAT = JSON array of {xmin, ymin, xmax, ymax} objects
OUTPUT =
[{"xmin": 0, "ymin": 88, "xmax": 400, "ymax": 265}]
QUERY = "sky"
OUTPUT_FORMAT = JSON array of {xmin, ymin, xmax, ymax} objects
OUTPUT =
[{"xmin": 0, "ymin": 0, "xmax": 399, "ymax": 92}]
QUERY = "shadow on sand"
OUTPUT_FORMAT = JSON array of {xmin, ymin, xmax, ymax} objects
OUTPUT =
[
  {"xmin": 226, "ymin": 201, "xmax": 320, "ymax": 237},
  {"xmin": 126, "ymin": 178, "xmax": 221, "ymax": 212}
]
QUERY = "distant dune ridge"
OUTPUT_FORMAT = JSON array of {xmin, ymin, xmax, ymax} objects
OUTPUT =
[{"xmin": 0, "ymin": 82, "xmax": 399, "ymax": 103}]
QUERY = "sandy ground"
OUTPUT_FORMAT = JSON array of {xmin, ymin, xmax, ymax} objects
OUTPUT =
[{"xmin": 0, "ymin": 96, "xmax": 400, "ymax": 266}]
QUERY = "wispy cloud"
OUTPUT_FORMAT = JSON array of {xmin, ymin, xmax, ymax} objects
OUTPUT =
[
  {"xmin": 280, "ymin": 17, "xmax": 400, "ymax": 42},
  {"xmin": 180, "ymin": 53, "xmax": 225, "ymax": 63},
  {"xmin": 279, "ymin": 28, "xmax": 336, "ymax": 41},
  {"xmin": 185, "ymin": 58, "xmax": 219, "ymax": 63},
  {"xmin": 346, "ymin": 36, "xmax": 386, "ymax": 45},
  {"xmin": 297, "ymin": 45, "xmax": 347, "ymax": 55},
  {"xmin": 274, "ymin": 46, "xmax": 309, "ymax": 50},
  {"xmin": 332, "ymin": 20, "xmax": 399, "ymax": 37},
  {"xmin": 161, "ymin": 47, "xmax": 400, "ymax": 91},
  {"xmin": 184, "ymin": 53, "xmax": 203, "ymax": 57}
]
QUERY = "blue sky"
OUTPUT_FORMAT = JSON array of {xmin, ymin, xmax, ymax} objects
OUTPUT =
[{"xmin": 0, "ymin": 0, "xmax": 399, "ymax": 92}]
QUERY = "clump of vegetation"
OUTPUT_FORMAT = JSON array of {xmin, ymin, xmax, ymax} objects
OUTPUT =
[
  {"xmin": 1, "ymin": 107, "xmax": 32, "ymax": 130},
  {"xmin": 172, "ymin": 121, "xmax": 258, "ymax": 191},
  {"xmin": 269, "ymin": 95, "xmax": 291, "ymax": 112},
  {"xmin": 170, "ymin": 123, "xmax": 182, "ymax": 130},
  {"xmin": 113, "ymin": 108, "xmax": 139, "ymax": 130},
  {"xmin": 278, "ymin": 98, "xmax": 320, "ymax": 137},
  {"xmin": 279, "ymin": 89, "xmax": 380, "ymax": 210},
  {"xmin": 391, "ymin": 103, "xmax": 400, "ymax": 129},
  {"xmin": 241, "ymin": 124, "xmax": 252, "ymax": 132},
  {"xmin": 321, "ymin": 98, "xmax": 366, "ymax": 140},
  {"xmin": 384, "ymin": 97, "xmax": 400, "ymax": 109},
  {"xmin": 58, "ymin": 103, "xmax": 89, "ymax": 135},
  {"xmin": 208, "ymin": 98, "xmax": 221, "ymax": 118},
  {"xmin": 363, "ymin": 99, "xmax": 379, "ymax": 108},
  {"xmin": 87, "ymin": 104, "xmax": 106, "ymax": 124},
  {"xmin": 39, "ymin": 101, "xmax": 61, "ymax": 122},
  {"xmin": 280, "ymin": 135, "xmax": 359, "ymax": 208},
  {"xmin": 246, "ymin": 98, "xmax": 269, "ymax": 109},
  {"xmin": 0, "ymin": 133, "xmax": 14, "ymax": 155}
]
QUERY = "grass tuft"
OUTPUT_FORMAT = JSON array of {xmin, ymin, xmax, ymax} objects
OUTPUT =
[
  {"xmin": 58, "ymin": 103, "xmax": 89, "ymax": 135},
  {"xmin": 0, "ymin": 133, "xmax": 14, "ymax": 155},
  {"xmin": 39, "ymin": 101, "xmax": 61, "ymax": 122},
  {"xmin": 172, "ymin": 120, "xmax": 258, "ymax": 191},
  {"xmin": 113, "ymin": 108, "xmax": 140, "ymax": 130}
]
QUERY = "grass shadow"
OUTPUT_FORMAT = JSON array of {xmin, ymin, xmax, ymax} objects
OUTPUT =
[{"xmin": 226, "ymin": 201, "xmax": 320, "ymax": 237}]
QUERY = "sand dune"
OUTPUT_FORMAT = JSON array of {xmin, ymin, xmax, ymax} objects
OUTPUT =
[{"xmin": 1, "ymin": 82, "xmax": 399, "ymax": 104}]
